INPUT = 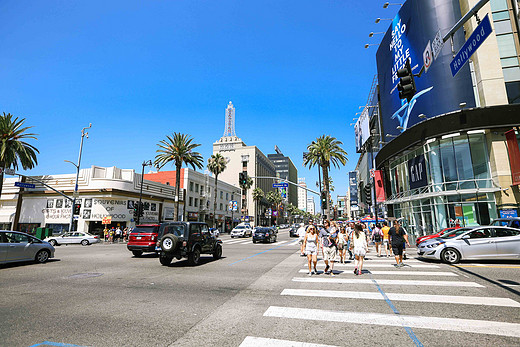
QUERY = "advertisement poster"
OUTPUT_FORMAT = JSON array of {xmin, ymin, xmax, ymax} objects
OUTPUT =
[
  {"xmin": 376, "ymin": 0, "xmax": 476, "ymax": 139},
  {"xmin": 349, "ymin": 171, "xmax": 358, "ymax": 206}
]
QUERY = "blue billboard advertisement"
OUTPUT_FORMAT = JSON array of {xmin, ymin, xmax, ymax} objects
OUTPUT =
[
  {"xmin": 376, "ymin": 0, "xmax": 476, "ymax": 139},
  {"xmin": 349, "ymin": 171, "xmax": 358, "ymax": 206}
]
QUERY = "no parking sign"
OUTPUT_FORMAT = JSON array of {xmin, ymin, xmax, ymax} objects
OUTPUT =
[{"xmin": 423, "ymin": 40, "xmax": 433, "ymax": 73}]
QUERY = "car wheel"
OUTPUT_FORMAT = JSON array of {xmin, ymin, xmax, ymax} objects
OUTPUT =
[
  {"xmin": 253, "ymin": 240, "xmax": 257, "ymax": 244},
  {"xmin": 188, "ymin": 247, "xmax": 201, "ymax": 266},
  {"xmin": 81, "ymin": 239, "xmax": 89, "ymax": 246},
  {"xmin": 441, "ymin": 248, "xmax": 461, "ymax": 264},
  {"xmin": 132, "ymin": 250, "xmax": 143, "ymax": 257},
  {"xmin": 213, "ymin": 244, "xmax": 222, "ymax": 260},
  {"xmin": 159, "ymin": 254, "xmax": 173, "ymax": 266},
  {"xmin": 35, "ymin": 250, "xmax": 50, "ymax": 263},
  {"xmin": 160, "ymin": 234, "xmax": 178, "ymax": 253},
  {"xmin": 231, "ymin": 235, "xmax": 234, "ymax": 238},
  {"xmin": 49, "ymin": 239, "xmax": 57, "ymax": 246}
]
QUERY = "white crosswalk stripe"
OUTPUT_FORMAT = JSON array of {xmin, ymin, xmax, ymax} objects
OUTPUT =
[
  {"xmin": 297, "ymin": 269, "xmax": 457, "ymax": 276},
  {"xmin": 263, "ymin": 306, "xmax": 520, "ymax": 338},
  {"xmin": 323, "ymin": 263, "xmax": 440, "ymax": 268},
  {"xmin": 292, "ymin": 277, "xmax": 482, "ymax": 287},
  {"xmin": 239, "ymin": 336, "xmax": 339, "ymax": 347}
]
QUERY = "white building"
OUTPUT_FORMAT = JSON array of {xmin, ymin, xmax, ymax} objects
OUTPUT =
[
  {"xmin": 212, "ymin": 102, "xmax": 276, "ymax": 226},
  {"xmin": 306, "ymin": 197, "xmax": 315, "ymax": 215},
  {"xmin": 0, "ymin": 166, "xmax": 182, "ymax": 235},
  {"xmin": 297, "ymin": 178, "xmax": 307, "ymax": 211}
]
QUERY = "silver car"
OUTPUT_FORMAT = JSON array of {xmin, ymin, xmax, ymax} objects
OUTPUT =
[
  {"xmin": 417, "ymin": 226, "xmax": 520, "ymax": 264},
  {"xmin": 44, "ymin": 231, "xmax": 100, "ymax": 246},
  {"xmin": 0, "ymin": 231, "xmax": 55, "ymax": 264}
]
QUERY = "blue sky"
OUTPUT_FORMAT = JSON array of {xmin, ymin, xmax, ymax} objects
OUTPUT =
[{"xmin": 0, "ymin": 0, "xmax": 398, "ymax": 202}]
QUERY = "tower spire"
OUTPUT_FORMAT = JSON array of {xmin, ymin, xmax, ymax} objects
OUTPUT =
[{"xmin": 223, "ymin": 101, "xmax": 236, "ymax": 137}]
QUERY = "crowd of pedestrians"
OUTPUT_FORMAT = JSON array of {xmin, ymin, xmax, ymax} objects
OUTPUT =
[
  {"xmin": 103, "ymin": 226, "xmax": 132, "ymax": 243},
  {"xmin": 298, "ymin": 218, "xmax": 411, "ymax": 276}
]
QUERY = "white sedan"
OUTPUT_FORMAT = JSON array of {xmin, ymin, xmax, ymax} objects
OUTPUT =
[
  {"xmin": 44, "ymin": 232, "xmax": 100, "ymax": 246},
  {"xmin": 230, "ymin": 225, "xmax": 253, "ymax": 238}
]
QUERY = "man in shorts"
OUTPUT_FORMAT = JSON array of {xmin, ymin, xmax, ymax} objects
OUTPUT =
[
  {"xmin": 297, "ymin": 222, "xmax": 308, "ymax": 256},
  {"xmin": 388, "ymin": 220, "xmax": 411, "ymax": 267},
  {"xmin": 319, "ymin": 220, "xmax": 338, "ymax": 276},
  {"xmin": 381, "ymin": 221, "xmax": 391, "ymax": 257}
]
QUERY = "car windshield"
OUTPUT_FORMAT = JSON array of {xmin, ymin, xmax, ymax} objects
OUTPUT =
[
  {"xmin": 440, "ymin": 228, "xmax": 472, "ymax": 239},
  {"xmin": 234, "ymin": 226, "xmax": 245, "ymax": 230},
  {"xmin": 132, "ymin": 226, "xmax": 158, "ymax": 234},
  {"xmin": 490, "ymin": 220, "xmax": 509, "ymax": 226},
  {"xmin": 162, "ymin": 225, "xmax": 185, "ymax": 237},
  {"xmin": 256, "ymin": 228, "xmax": 269, "ymax": 233}
]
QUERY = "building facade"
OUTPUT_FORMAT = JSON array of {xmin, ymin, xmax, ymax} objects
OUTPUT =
[
  {"xmin": 144, "ymin": 168, "xmax": 241, "ymax": 231},
  {"xmin": 0, "ymin": 166, "xmax": 182, "ymax": 236},
  {"xmin": 306, "ymin": 197, "xmax": 316, "ymax": 215},
  {"xmin": 267, "ymin": 146, "xmax": 298, "ymax": 207},
  {"xmin": 297, "ymin": 178, "xmax": 307, "ymax": 211}
]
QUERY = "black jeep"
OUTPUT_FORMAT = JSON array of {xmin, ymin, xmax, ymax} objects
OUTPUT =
[{"xmin": 157, "ymin": 222, "xmax": 222, "ymax": 266}]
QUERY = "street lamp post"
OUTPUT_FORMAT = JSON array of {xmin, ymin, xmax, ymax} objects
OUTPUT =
[
  {"xmin": 137, "ymin": 160, "xmax": 153, "ymax": 225},
  {"xmin": 67, "ymin": 123, "xmax": 92, "ymax": 233}
]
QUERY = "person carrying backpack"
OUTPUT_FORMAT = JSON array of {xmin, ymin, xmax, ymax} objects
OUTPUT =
[{"xmin": 371, "ymin": 223, "xmax": 383, "ymax": 257}]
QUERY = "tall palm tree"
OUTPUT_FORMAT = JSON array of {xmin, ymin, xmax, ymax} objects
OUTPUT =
[
  {"xmin": 154, "ymin": 133, "xmax": 203, "ymax": 221},
  {"xmin": 266, "ymin": 190, "xmax": 283, "ymax": 226},
  {"xmin": 0, "ymin": 113, "xmax": 39, "ymax": 200},
  {"xmin": 207, "ymin": 153, "xmax": 227, "ymax": 228},
  {"xmin": 252, "ymin": 187, "xmax": 264, "ymax": 226},
  {"xmin": 239, "ymin": 175, "xmax": 253, "ymax": 219},
  {"xmin": 304, "ymin": 135, "xmax": 347, "ymax": 219}
]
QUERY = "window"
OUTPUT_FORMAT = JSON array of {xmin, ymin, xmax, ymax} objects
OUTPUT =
[
  {"xmin": 189, "ymin": 197, "xmax": 193, "ymax": 207},
  {"xmin": 220, "ymin": 191, "xmax": 223, "ymax": 199},
  {"xmin": 495, "ymin": 228, "xmax": 520, "ymax": 237},
  {"xmin": 468, "ymin": 228, "xmax": 491, "ymax": 239},
  {"xmin": 220, "ymin": 203, "xmax": 223, "ymax": 211},
  {"xmin": 194, "ymin": 198, "xmax": 198, "ymax": 207},
  {"xmin": 5, "ymin": 232, "xmax": 30, "ymax": 243},
  {"xmin": 195, "ymin": 184, "xmax": 199, "ymax": 193},
  {"xmin": 226, "ymin": 193, "xmax": 229, "ymax": 200},
  {"xmin": 189, "ymin": 182, "xmax": 194, "ymax": 192}
]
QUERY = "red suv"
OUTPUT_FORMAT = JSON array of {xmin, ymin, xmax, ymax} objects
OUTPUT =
[{"xmin": 127, "ymin": 224, "xmax": 160, "ymax": 257}]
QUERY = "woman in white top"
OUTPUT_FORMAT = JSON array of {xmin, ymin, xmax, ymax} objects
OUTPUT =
[
  {"xmin": 337, "ymin": 227, "xmax": 348, "ymax": 264},
  {"xmin": 351, "ymin": 223, "xmax": 368, "ymax": 276},
  {"xmin": 303, "ymin": 225, "xmax": 319, "ymax": 276}
]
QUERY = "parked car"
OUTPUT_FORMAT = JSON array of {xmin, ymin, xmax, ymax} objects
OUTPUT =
[
  {"xmin": 1, "ymin": 231, "xmax": 55, "ymax": 264},
  {"xmin": 253, "ymin": 227, "xmax": 278, "ymax": 243},
  {"xmin": 157, "ymin": 222, "xmax": 222, "ymax": 266},
  {"xmin": 127, "ymin": 224, "xmax": 161, "ymax": 257},
  {"xmin": 417, "ymin": 226, "xmax": 520, "ymax": 264},
  {"xmin": 230, "ymin": 224, "xmax": 253, "ymax": 238},
  {"xmin": 289, "ymin": 224, "xmax": 300, "ymax": 237},
  {"xmin": 44, "ymin": 231, "xmax": 99, "ymax": 246},
  {"xmin": 490, "ymin": 218, "xmax": 520, "ymax": 228},
  {"xmin": 415, "ymin": 227, "xmax": 460, "ymax": 246}
]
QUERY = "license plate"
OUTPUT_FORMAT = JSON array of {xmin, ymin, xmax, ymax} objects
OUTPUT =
[{"xmin": 136, "ymin": 236, "xmax": 142, "ymax": 240}]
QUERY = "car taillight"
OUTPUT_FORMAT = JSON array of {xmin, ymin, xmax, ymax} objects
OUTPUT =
[
  {"xmin": 94, "ymin": 236, "xmax": 98, "ymax": 239},
  {"xmin": 183, "ymin": 241, "xmax": 187, "ymax": 247},
  {"xmin": 265, "ymin": 233, "xmax": 269, "ymax": 236}
]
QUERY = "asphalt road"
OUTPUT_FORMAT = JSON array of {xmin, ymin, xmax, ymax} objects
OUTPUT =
[{"xmin": 1, "ymin": 228, "xmax": 519, "ymax": 347}]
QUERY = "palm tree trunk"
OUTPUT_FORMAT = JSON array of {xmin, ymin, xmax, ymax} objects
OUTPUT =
[
  {"xmin": 213, "ymin": 175, "xmax": 218, "ymax": 228},
  {"xmin": 175, "ymin": 164, "xmax": 181, "ymax": 221},
  {"xmin": 0, "ymin": 170, "xmax": 4, "ymax": 202},
  {"xmin": 322, "ymin": 164, "xmax": 330, "ymax": 219}
]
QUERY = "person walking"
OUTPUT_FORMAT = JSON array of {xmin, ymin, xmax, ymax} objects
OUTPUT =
[
  {"xmin": 352, "ymin": 223, "xmax": 368, "ymax": 275},
  {"xmin": 381, "ymin": 221, "xmax": 391, "ymax": 257},
  {"xmin": 337, "ymin": 227, "xmax": 348, "ymax": 263},
  {"xmin": 115, "ymin": 227, "xmax": 122, "ymax": 242},
  {"xmin": 303, "ymin": 225, "xmax": 319, "ymax": 276},
  {"xmin": 103, "ymin": 228, "xmax": 109, "ymax": 242},
  {"xmin": 389, "ymin": 220, "xmax": 411, "ymax": 267},
  {"xmin": 347, "ymin": 222, "xmax": 354, "ymax": 260},
  {"xmin": 297, "ymin": 223, "xmax": 307, "ymax": 256},
  {"xmin": 371, "ymin": 223, "xmax": 383, "ymax": 257},
  {"xmin": 320, "ymin": 220, "xmax": 338, "ymax": 276}
]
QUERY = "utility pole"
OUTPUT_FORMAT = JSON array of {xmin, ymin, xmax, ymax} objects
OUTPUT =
[
  {"xmin": 66, "ymin": 123, "xmax": 91, "ymax": 233},
  {"xmin": 137, "ymin": 160, "xmax": 152, "ymax": 225}
]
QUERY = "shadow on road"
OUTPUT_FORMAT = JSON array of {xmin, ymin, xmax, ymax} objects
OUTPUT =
[
  {"xmin": 0, "ymin": 258, "xmax": 61, "ymax": 269},
  {"xmin": 165, "ymin": 256, "xmax": 227, "ymax": 267},
  {"xmin": 453, "ymin": 265, "xmax": 520, "ymax": 297}
]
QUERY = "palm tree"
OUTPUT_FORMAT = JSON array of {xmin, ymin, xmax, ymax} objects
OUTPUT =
[
  {"xmin": 207, "ymin": 153, "xmax": 227, "ymax": 228},
  {"xmin": 239, "ymin": 175, "xmax": 253, "ymax": 219},
  {"xmin": 0, "ymin": 113, "xmax": 39, "ymax": 200},
  {"xmin": 266, "ymin": 190, "xmax": 283, "ymax": 226},
  {"xmin": 304, "ymin": 135, "xmax": 347, "ymax": 219},
  {"xmin": 154, "ymin": 133, "xmax": 203, "ymax": 221},
  {"xmin": 252, "ymin": 187, "xmax": 264, "ymax": 226}
]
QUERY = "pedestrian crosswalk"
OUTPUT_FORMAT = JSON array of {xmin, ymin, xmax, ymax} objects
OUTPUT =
[
  {"xmin": 240, "ymin": 249, "xmax": 520, "ymax": 345},
  {"xmin": 221, "ymin": 238, "xmax": 300, "ymax": 247}
]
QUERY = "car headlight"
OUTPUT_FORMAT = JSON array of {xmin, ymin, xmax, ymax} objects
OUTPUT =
[{"xmin": 427, "ymin": 241, "xmax": 444, "ymax": 248}]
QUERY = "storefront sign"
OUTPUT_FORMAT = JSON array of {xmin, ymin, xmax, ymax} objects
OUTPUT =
[
  {"xmin": 349, "ymin": 171, "xmax": 358, "ymax": 206},
  {"xmin": 499, "ymin": 209, "xmax": 518, "ymax": 219},
  {"xmin": 407, "ymin": 154, "xmax": 427, "ymax": 189},
  {"xmin": 505, "ymin": 129, "xmax": 520, "ymax": 185},
  {"xmin": 374, "ymin": 170, "xmax": 386, "ymax": 202}
]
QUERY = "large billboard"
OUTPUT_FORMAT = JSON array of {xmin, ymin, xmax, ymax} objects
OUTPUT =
[
  {"xmin": 349, "ymin": 171, "xmax": 358, "ymax": 206},
  {"xmin": 355, "ymin": 107, "xmax": 370, "ymax": 153},
  {"xmin": 376, "ymin": 0, "xmax": 476, "ymax": 138}
]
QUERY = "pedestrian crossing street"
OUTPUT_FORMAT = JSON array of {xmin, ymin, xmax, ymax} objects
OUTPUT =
[{"xmin": 239, "ymin": 248, "xmax": 520, "ymax": 347}]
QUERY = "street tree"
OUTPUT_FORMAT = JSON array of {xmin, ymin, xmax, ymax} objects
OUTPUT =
[
  {"xmin": 266, "ymin": 190, "xmax": 283, "ymax": 226},
  {"xmin": 0, "ymin": 113, "xmax": 39, "ymax": 200},
  {"xmin": 239, "ymin": 175, "xmax": 253, "ymax": 218},
  {"xmin": 304, "ymin": 135, "xmax": 347, "ymax": 219},
  {"xmin": 207, "ymin": 153, "xmax": 227, "ymax": 228},
  {"xmin": 154, "ymin": 133, "xmax": 203, "ymax": 221},
  {"xmin": 252, "ymin": 187, "xmax": 264, "ymax": 226}
]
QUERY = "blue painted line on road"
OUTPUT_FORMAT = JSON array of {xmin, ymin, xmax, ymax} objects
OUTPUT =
[
  {"xmin": 370, "ymin": 276, "xmax": 424, "ymax": 347},
  {"xmin": 228, "ymin": 243, "xmax": 287, "ymax": 266},
  {"xmin": 29, "ymin": 342, "xmax": 86, "ymax": 347}
]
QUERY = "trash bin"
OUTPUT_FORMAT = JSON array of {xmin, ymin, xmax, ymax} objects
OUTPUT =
[
  {"xmin": 35, "ymin": 227, "xmax": 45, "ymax": 240},
  {"xmin": 45, "ymin": 228, "xmax": 53, "ymax": 238}
]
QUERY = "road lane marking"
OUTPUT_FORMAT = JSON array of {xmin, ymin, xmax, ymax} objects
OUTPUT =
[
  {"xmin": 453, "ymin": 265, "xmax": 520, "ymax": 269},
  {"xmin": 229, "ymin": 242, "xmax": 289, "ymax": 266},
  {"xmin": 281, "ymin": 289, "xmax": 520, "ymax": 307},
  {"xmin": 239, "ymin": 336, "xmax": 339, "ymax": 347},
  {"xmin": 297, "ymin": 269, "xmax": 457, "ymax": 276},
  {"xmin": 292, "ymin": 277, "xmax": 484, "ymax": 287},
  {"xmin": 263, "ymin": 306, "xmax": 520, "ymax": 338},
  {"xmin": 320, "ymin": 263, "xmax": 440, "ymax": 268},
  {"xmin": 225, "ymin": 239, "xmax": 251, "ymax": 245}
]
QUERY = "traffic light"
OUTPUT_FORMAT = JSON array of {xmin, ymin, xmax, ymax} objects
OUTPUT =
[
  {"xmin": 321, "ymin": 191, "xmax": 328, "ymax": 210},
  {"xmin": 397, "ymin": 58, "xmax": 416, "ymax": 101},
  {"xmin": 73, "ymin": 203, "xmax": 81, "ymax": 215},
  {"xmin": 239, "ymin": 172, "xmax": 248, "ymax": 185},
  {"xmin": 364, "ymin": 183, "xmax": 372, "ymax": 205},
  {"xmin": 133, "ymin": 203, "xmax": 139, "ymax": 218},
  {"xmin": 139, "ymin": 202, "xmax": 144, "ymax": 217}
]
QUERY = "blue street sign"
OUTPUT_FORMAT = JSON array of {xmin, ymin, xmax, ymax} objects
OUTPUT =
[
  {"xmin": 273, "ymin": 183, "xmax": 289, "ymax": 188},
  {"xmin": 15, "ymin": 182, "xmax": 35, "ymax": 189},
  {"xmin": 451, "ymin": 14, "xmax": 492, "ymax": 76}
]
